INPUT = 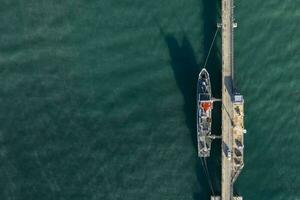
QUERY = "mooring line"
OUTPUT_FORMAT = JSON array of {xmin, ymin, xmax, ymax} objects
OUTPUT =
[{"xmin": 203, "ymin": 28, "xmax": 220, "ymax": 69}]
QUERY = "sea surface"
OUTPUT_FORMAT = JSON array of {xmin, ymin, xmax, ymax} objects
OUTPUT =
[{"xmin": 0, "ymin": 0, "xmax": 300, "ymax": 200}]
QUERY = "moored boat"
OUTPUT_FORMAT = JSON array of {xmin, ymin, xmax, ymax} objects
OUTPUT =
[{"xmin": 197, "ymin": 68, "xmax": 213, "ymax": 157}]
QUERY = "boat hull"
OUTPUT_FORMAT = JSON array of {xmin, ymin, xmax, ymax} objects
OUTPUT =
[{"xmin": 197, "ymin": 68, "xmax": 213, "ymax": 157}]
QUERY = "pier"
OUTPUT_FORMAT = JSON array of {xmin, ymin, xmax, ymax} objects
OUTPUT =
[{"xmin": 218, "ymin": 0, "xmax": 245, "ymax": 199}]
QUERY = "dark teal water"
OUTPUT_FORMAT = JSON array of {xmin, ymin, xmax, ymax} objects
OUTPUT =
[{"xmin": 0, "ymin": 1, "xmax": 300, "ymax": 199}]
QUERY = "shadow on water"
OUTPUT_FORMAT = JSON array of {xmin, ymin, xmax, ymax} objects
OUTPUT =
[
  {"xmin": 165, "ymin": 33, "xmax": 210, "ymax": 200},
  {"xmin": 166, "ymin": 36, "xmax": 199, "ymax": 148},
  {"xmin": 161, "ymin": 0, "xmax": 222, "ymax": 199}
]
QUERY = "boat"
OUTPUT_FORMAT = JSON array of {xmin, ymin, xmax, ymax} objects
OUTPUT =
[{"xmin": 197, "ymin": 68, "xmax": 213, "ymax": 157}]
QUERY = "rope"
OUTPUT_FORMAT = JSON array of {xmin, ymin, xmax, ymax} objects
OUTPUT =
[
  {"xmin": 200, "ymin": 157, "xmax": 215, "ymax": 196},
  {"xmin": 203, "ymin": 28, "xmax": 220, "ymax": 69},
  {"xmin": 204, "ymin": 158, "xmax": 215, "ymax": 196}
]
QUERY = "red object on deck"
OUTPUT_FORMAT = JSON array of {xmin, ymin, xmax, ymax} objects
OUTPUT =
[{"xmin": 201, "ymin": 102, "xmax": 212, "ymax": 112}]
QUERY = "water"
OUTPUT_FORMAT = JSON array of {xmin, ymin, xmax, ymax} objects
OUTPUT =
[{"xmin": 0, "ymin": 0, "xmax": 299, "ymax": 199}]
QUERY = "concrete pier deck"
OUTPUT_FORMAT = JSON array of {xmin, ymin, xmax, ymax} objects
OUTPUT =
[
  {"xmin": 211, "ymin": 197, "xmax": 243, "ymax": 200},
  {"xmin": 219, "ymin": 0, "xmax": 244, "ymax": 199},
  {"xmin": 221, "ymin": 0, "xmax": 234, "ymax": 199}
]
